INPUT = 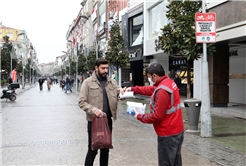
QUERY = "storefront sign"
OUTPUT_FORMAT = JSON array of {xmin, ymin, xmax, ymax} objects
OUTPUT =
[
  {"xmin": 196, "ymin": 13, "xmax": 216, "ymax": 43},
  {"xmin": 129, "ymin": 52, "xmax": 137, "ymax": 58},
  {"xmin": 172, "ymin": 58, "xmax": 186, "ymax": 65}
]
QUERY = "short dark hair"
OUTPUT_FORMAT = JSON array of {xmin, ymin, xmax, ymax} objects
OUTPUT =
[
  {"xmin": 94, "ymin": 58, "xmax": 108, "ymax": 67},
  {"xmin": 146, "ymin": 63, "xmax": 165, "ymax": 77}
]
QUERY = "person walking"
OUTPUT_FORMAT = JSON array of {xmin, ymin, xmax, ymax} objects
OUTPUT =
[
  {"xmin": 47, "ymin": 78, "xmax": 52, "ymax": 91},
  {"xmin": 174, "ymin": 74, "xmax": 181, "ymax": 90},
  {"xmin": 124, "ymin": 63, "xmax": 184, "ymax": 166},
  {"xmin": 38, "ymin": 77, "xmax": 44, "ymax": 91},
  {"xmin": 61, "ymin": 79, "xmax": 65, "ymax": 91},
  {"xmin": 64, "ymin": 77, "xmax": 72, "ymax": 93},
  {"xmin": 78, "ymin": 58, "xmax": 124, "ymax": 166}
]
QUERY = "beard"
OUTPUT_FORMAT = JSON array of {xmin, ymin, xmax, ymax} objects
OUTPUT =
[{"xmin": 98, "ymin": 69, "xmax": 108, "ymax": 78}]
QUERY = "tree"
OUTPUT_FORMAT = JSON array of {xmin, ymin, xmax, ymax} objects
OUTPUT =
[
  {"xmin": 77, "ymin": 51, "xmax": 88, "ymax": 75},
  {"xmin": 106, "ymin": 20, "xmax": 129, "ymax": 84},
  {"xmin": 158, "ymin": 0, "xmax": 215, "ymax": 98},
  {"xmin": 86, "ymin": 47, "xmax": 103, "ymax": 71},
  {"xmin": 0, "ymin": 35, "xmax": 18, "ymax": 75}
]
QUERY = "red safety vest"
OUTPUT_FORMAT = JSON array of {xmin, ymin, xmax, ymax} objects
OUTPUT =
[{"xmin": 150, "ymin": 77, "xmax": 184, "ymax": 136}]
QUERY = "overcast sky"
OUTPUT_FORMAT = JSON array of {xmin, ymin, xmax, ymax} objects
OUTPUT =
[{"xmin": 0, "ymin": 0, "xmax": 82, "ymax": 64}]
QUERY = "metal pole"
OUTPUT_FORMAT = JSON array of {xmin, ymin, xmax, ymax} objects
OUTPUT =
[
  {"xmin": 30, "ymin": 64, "xmax": 31, "ymax": 85},
  {"xmin": 88, "ymin": 20, "xmax": 98, "ymax": 59},
  {"xmin": 200, "ymin": 0, "xmax": 212, "ymax": 137},
  {"xmin": 22, "ymin": 66, "xmax": 24, "ymax": 89},
  {"xmin": 10, "ymin": 35, "xmax": 19, "ymax": 77},
  {"xmin": 76, "ymin": 56, "xmax": 78, "ymax": 91}
]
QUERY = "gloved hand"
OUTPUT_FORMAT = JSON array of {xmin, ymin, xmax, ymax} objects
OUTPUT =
[{"xmin": 132, "ymin": 109, "xmax": 139, "ymax": 119}]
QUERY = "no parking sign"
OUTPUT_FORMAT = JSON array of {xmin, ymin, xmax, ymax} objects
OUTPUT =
[{"xmin": 196, "ymin": 13, "xmax": 216, "ymax": 43}]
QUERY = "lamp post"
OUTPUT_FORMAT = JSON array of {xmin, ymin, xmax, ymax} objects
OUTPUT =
[
  {"xmin": 67, "ymin": 40, "xmax": 80, "ymax": 91},
  {"xmin": 10, "ymin": 33, "xmax": 25, "ymax": 77},
  {"xmin": 80, "ymin": 15, "xmax": 98, "ymax": 59},
  {"xmin": 62, "ymin": 51, "xmax": 70, "ymax": 78}
]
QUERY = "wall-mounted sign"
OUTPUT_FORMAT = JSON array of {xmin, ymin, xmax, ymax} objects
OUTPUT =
[
  {"xmin": 196, "ymin": 13, "xmax": 216, "ymax": 43},
  {"xmin": 172, "ymin": 58, "xmax": 186, "ymax": 66},
  {"xmin": 98, "ymin": 22, "xmax": 105, "ymax": 35}
]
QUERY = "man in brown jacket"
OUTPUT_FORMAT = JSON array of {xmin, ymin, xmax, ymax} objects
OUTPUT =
[{"xmin": 78, "ymin": 58, "xmax": 124, "ymax": 166}]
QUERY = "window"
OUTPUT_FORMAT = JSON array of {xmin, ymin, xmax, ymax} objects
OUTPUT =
[
  {"xmin": 99, "ymin": 0, "xmax": 105, "ymax": 16},
  {"xmin": 100, "ymin": 12, "xmax": 106, "ymax": 25},
  {"xmin": 149, "ymin": 0, "xmax": 170, "ymax": 38},
  {"xmin": 7, "ymin": 33, "xmax": 13, "ymax": 38},
  {"xmin": 100, "ymin": 38, "xmax": 106, "ymax": 50},
  {"xmin": 130, "ymin": 14, "xmax": 143, "ymax": 46}
]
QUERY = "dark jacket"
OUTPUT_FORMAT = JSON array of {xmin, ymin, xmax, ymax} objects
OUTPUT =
[
  {"xmin": 38, "ymin": 79, "xmax": 44, "ymax": 85},
  {"xmin": 174, "ymin": 77, "xmax": 181, "ymax": 89},
  {"xmin": 65, "ymin": 78, "xmax": 70, "ymax": 85}
]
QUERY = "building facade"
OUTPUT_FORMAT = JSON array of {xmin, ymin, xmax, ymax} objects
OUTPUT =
[{"xmin": 193, "ymin": 1, "xmax": 246, "ymax": 107}]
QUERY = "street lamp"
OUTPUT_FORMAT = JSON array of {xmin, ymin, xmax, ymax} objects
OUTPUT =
[
  {"xmin": 62, "ymin": 51, "xmax": 70, "ymax": 77},
  {"xmin": 10, "ymin": 33, "xmax": 25, "ymax": 77},
  {"xmin": 80, "ymin": 15, "xmax": 98, "ymax": 59}
]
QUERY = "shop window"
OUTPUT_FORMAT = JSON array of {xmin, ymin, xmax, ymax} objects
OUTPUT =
[
  {"xmin": 149, "ymin": 0, "xmax": 170, "ymax": 39},
  {"xmin": 100, "ymin": 12, "xmax": 106, "ymax": 26},
  {"xmin": 130, "ymin": 14, "xmax": 143, "ymax": 46},
  {"xmin": 7, "ymin": 33, "xmax": 13, "ymax": 38}
]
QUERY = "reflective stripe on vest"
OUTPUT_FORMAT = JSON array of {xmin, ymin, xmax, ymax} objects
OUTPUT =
[{"xmin": 150, "ymin": 81, "xmax": 180, "ymax": 115}]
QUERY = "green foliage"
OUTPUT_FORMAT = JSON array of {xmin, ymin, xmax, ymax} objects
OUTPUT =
[
  {"xmin": 106, "ymin": 20, "xmax": 129, "ymax": 69},
  {"xmin": 1, "ymin": 79, "xmax": 7, "ymax": 85},
  {"xmin": 16, "ymin": 61, "xmax": 23, "ymax": 74},
  {"xmin": 158, "ymin": 0, "xmax": 216, "ymax": 60},
  {"xmin": 86, "ymin": 48, "xmax": 103, "ymax": 71},
  {"xmin": 78, "ymin": 52, "xmax": 88, "ymax": 74},
  {"xmin": 0, "ymin": 35, "xmax": 18, "ymax": 74}
]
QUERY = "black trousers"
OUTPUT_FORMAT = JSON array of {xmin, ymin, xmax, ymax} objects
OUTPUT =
[
  {"xmin": 158, "ymin": 131, "xmax": 184, "ymax": 166},
  {"xmin": 85, "ymin": 117, "xmax": 112, "ymax": 166}
]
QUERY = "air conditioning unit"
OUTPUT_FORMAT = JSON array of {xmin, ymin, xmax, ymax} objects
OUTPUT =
[{"xmin": 109, "ymin": 11, "xmax": 114, "ymax": 19}]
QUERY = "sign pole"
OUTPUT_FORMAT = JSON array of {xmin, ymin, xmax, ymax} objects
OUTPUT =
[{"xmin": 200, "ymin": 0, "xmax": 212, "ymax": 137}]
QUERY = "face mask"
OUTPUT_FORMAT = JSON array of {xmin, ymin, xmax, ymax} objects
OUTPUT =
[{"xmin": 148, "ymin": 77, "xmax": 155, "ymax": 85}]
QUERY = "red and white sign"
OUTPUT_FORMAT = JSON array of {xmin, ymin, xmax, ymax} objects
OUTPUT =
[{"xmin": 196, "ymin": 13, "xmax": 216, "ymax": 43}]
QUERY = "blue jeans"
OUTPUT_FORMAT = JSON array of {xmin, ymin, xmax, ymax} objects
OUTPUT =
[{"xmin": 65, "ymin": 85, "xmax": 72, "ymax": 92}]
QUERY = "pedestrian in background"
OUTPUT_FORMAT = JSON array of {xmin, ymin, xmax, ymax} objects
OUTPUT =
[
  {"xmin": 174, "ymin": 74, "xmax": 181, "ymax": 90},
  {"xmin": 71, "ymin": 78, "xmax": 74, "ymax": 87},
  {"xmin": 38, "ymin": 77, "xmax": 44, "ymax": 91},
  {"xmin": 7, "ymin": 76, "xmax": 12, "ymax": 84},
  {"xmin": 65, "ymin": 77, "xmax": 72, "ymax": 93},
  {"xmin": 124, "ymin": 63, "xmax": 184, "ymax": 166},
  {"xmin": 61, "ymin": 79, "xmax": 65, "ymax": 91},
  {"xmin": 78, "ymin": 58, "xmax": 124, "ymax": 166},
  {"xmin": 47, "ymin": 78, "xmax": 52, "ymax": 91}
]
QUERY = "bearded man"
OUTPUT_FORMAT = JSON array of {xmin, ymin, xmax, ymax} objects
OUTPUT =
[{"xmin": 78, "ymin": 58, "xmax": 124, "ymax": 166}]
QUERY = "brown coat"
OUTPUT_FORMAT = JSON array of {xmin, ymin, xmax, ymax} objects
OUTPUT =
[
  {"xmin": 47, "ymin": 79, "xmax": 52, "ymax": 88},
  {"xmin": 78, "ymin": 71, "xmax": 121, "ymax": 121}
]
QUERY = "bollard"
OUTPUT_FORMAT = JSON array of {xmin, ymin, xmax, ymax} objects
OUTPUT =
[{"xmin": 184, "ymin": 99, "xmax": 202, "ymax": 131}]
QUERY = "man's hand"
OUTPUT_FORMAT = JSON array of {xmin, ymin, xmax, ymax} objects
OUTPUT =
[
  {"xmin": 120, "ymin": 88, "xmax": 124, "ymax": 95},
  {"xmin": 132, "ymin": 109, "xmax": 139, "ymax": 119},
  {"xmin": 95, "ymin": 109, "xmax": 103, "ymax": 117},
  {"xmin": 123, "ymin": 87, "xmax": 131, "ymax": 92}
]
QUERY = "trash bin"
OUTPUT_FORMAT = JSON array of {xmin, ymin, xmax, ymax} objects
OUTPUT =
[{"xmin": 184, "ymin": 99, "xmax": 202, "ymax": 130}]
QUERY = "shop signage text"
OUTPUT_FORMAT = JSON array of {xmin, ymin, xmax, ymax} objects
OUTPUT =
[{"xmin": 172, "ymin": 58, "xmax": 186, "ymax": 66}]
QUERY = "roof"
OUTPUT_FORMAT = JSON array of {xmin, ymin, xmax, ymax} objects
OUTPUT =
[
  {"xmin": 0, "ymin": 26, "xmax": 19, "ymax": 30},
  {"xmin": 56, "ymin": 54, "xmax": 66, "ymax": 58},
  {"xmin": 0, "ymin": 38, "xmax": 15, "ymax": 42}
]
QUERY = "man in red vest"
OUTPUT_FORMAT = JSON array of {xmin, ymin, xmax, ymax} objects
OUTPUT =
[{"xmin": 124, "ymin": 63, "xmax": 184, "ymax": 166}]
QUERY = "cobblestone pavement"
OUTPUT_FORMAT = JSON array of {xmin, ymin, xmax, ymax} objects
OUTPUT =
[{"xmin": 0, "ymin": 83, "xmax": 242, "ymax": 165}]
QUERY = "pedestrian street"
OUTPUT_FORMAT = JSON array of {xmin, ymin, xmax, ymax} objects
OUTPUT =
[{"xmin": 1, "ymin": 83, "xmax": 220, "ymax": 165}]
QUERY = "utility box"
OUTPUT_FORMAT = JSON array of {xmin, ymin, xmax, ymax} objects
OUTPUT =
[{"xmin": 184, "ymin": 99, "xmax": 202, "ymax": 131}]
